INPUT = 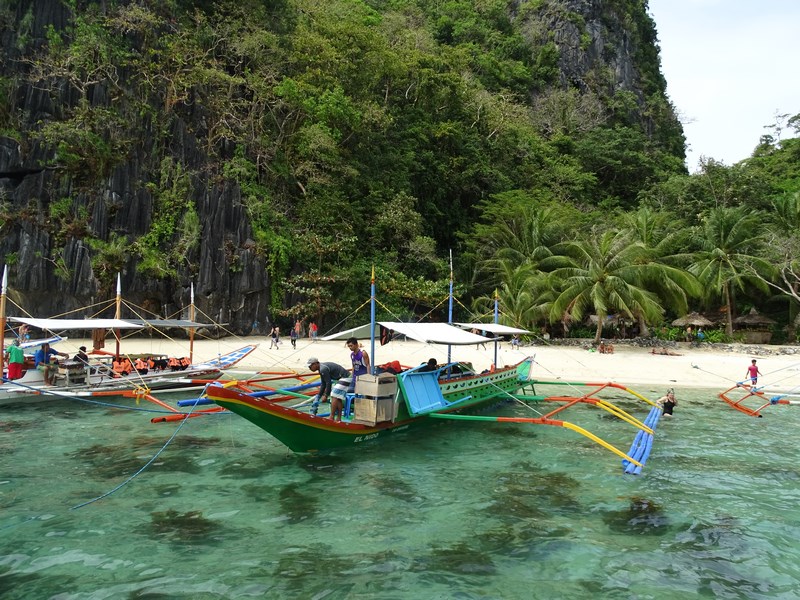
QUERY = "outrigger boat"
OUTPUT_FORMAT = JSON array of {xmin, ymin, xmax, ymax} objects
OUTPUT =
[
  {"xmin": 0, "ymin": 268, "xmax": 257, "ymax": 404},
  {"xmin": 0, "ymin": 316, "xmax": 257, "ymax": 404},
  {"xmin": 203, "ymin": 357, "xmax": 662, "ymax": 473},
  {"xmin": 199, "ymin": 274, "xmax": 663, "ymax": 473}
]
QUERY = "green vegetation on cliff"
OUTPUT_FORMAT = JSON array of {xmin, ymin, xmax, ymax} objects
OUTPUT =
[{"xmin": 1, "ymin": 0, "xmax": 798, "ymax": 337}]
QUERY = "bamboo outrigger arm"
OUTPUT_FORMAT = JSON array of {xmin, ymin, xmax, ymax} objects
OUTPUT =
[
  {"xmin": 718, "ymin": 384, "xmax": 800, "ymax": 417},
  {"xmin": 427, "ymin": 412, "xmax": 644, "ymax": 467}
]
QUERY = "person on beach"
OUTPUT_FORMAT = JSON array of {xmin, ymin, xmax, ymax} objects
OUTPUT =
[
  {"xmin": 5, "ymin": 338, "xmax": 25, "ymax": 380},
  {"xmin": 657, "ymin": 389, "xmax": 677, "ymax": 416},
  {"xmin": 598, "ymin": 341, "xmax": 614, "ymax": 354},
  {"xmin": 650, "ymin": 347, "xmax": 682, "ymax": 356},
  {"xmin": 269, "ymin": 325, "xmax": 281, "ymax": 349},
  {"xmin": 309, "ymin": 322, "xmax": 318, "ymax": 341},
  {"xmin": 471, "ymin": 328, "xmax": 487, "ymax": 350},
  {"xmin": 290, "ymin": 327, "xmax": 298, "ymax": 349},
  {"xmin": 307, "ymin": 357, "xmax": 350, "ymax": 421},
  {"xmin": 744, "ymin": 359, "xmax": 762, "ymax": 387}
]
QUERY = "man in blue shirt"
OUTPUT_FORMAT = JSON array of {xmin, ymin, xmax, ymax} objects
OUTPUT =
[{"xmin": 33, "ymin": 343, "xmax": 68, "ymax": 385}]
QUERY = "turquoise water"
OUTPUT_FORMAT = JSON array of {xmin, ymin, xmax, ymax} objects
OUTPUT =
[{"xmin": 2, "ymin": 385, "xmax": 799, "ymax": 599}]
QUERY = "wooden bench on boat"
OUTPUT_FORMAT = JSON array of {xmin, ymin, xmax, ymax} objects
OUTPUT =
[{"xmin": 57, "ymin": 360, "xmax": 88, "ymax": 384}]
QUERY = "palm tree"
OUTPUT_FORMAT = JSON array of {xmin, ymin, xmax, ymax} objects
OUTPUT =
[
  {"xmin": 688, "ymin": 206, "xmax": 773, "ymax": 335},
  {"xmin": 475, "ymin": 203, "xmax": 561, "ymax": 283},
  {"xmin": 470, "ymin": 202, "xmax": 566, "ymax": 332},
  {"xmin": 546, "ymin": 230, "xmax": 665, "ymax": 342},
  {"xmin": 756, "ymin": 193, "xmax": 800, "ymax": 309},
  {"xmin": 622, "ymin": 207, "xmax": 701, "ymax": 335},
  {"xmin": 471, "ymin": 260, "xmax": 553, "ymax": 330}
]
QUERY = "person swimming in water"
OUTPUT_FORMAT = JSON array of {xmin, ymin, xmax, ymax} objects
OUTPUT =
[{"xmin": 657, "ymin": 389, "xmax": 677, "ymax": 416}]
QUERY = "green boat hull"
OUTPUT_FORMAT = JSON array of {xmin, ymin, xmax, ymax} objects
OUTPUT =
[{"xmin": 209, "ymin": 360, "xmax": 533, "ymax": 452}]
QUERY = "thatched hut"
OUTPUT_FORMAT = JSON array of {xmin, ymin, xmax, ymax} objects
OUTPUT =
[
  {"xmin": 671, "ymin": 312, "xmax": 715, "ymax": 328},
  {"xmin": 734, "ymin": 308, "xmax": 776, "ymax": 344}
]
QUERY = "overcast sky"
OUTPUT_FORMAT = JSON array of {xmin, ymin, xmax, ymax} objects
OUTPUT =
[{"xmin": 648, "ymin": 0, "xmax": 800, "ymax": 172}]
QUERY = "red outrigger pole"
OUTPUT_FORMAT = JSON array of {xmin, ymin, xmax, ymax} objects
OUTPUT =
[{"xmin": 718, "ymin": 384, "xmax": 800, "ymax": 417}]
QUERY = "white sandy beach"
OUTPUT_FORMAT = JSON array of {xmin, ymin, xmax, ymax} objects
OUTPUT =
[{"xmin": 54, "ymin": 332, "xmax": 800, "ymax": 394}]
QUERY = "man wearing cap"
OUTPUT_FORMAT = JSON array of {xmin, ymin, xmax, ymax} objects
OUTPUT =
[{"xmin": 307, "ymin": 357, "xmax": 351, "ymax": 420}]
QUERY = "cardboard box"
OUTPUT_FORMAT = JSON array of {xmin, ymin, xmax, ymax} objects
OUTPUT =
[
  {"xmin": 352, "ymin": 396, "xmax": 397, "ymax": 425},
  {"xmin": 355, "ymin": 373, "xmax": 397, "ymax": 398}
]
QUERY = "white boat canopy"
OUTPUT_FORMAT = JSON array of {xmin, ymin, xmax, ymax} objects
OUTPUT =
[
  {"xmin": 455, "ymin": 323, "xmax": 531, "ymax": 335},
  {"xmin": 125, "ymin": 318, "xmax": 214, "ymax": 328},
  {"xmin": 8, "ymin": 317, "xmax": 144, "ymax": 330},
  {"xmin": 321, "ymin": 321, "xmax": 498, "ymax": 346}
]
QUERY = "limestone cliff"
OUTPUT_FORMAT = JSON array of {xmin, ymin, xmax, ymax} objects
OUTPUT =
[{"xmin": 0, "ymin": 0, "xmax": 680, "ymax": 333}]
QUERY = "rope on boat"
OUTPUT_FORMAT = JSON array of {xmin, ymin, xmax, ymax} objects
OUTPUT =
[
  {"xmin": 70, "ymin": 402, "xmax": 198, "ymax": 510},
  {"xmin": 0, "ymin": 515, "xmax": 39, "ymax": 533},
  {"xmin": 690, "ymin": 362, "xmax": 736, "ymax": 383},
  {"xmin": 0, "ymin": 392, "xmax": 203, "ymax": 528},
  {"xmin": 768, "ymin": 382, "xmax": 800, "ymax": 403},
  {"xmin": 481, "ymin": 375, "xmax": 549, "ymax": 417}
]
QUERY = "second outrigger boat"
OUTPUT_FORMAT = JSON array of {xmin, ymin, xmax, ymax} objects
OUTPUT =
[
  {"xmin": 0, "ymin": 317, "xmax": 257, "ymax": 404},
  {"xmin": 0, "ymin": 269, "xmax": 257, "ymax": 404}
]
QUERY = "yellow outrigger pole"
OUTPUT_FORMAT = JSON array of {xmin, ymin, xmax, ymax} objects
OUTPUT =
[{"xmin": 430, "ymin": 380, "xmax": 662, "ymax": 473}]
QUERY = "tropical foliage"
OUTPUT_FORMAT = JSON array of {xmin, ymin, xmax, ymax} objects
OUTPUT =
[{"xmin": 1, "ymin": 0, "xmax": 799, "ymax": 337}]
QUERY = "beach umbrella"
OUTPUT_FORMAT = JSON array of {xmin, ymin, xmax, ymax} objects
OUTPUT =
[
  {"xmin": 734, "ymin": 308, "xmax": 776, "ymax": 327},
  {"xmin": 671, "ymin": 312, "xmax": 714, "ymax": 327}
]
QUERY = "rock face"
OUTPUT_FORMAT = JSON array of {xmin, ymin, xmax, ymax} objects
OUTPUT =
[
  {"xmin": 0, "ymin": 1, "xmax": 270, "ymax": 334},
  {"xmin": 0, "ymin": 1, "xmax": 668, "ymax": 334},
  {"xmin": 0, "ymin": 128, "xmax": 270, "ymax": 333},
  {"xmin": 521, "ymin": 0, "xmax": 662, "ymax": 96}
]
